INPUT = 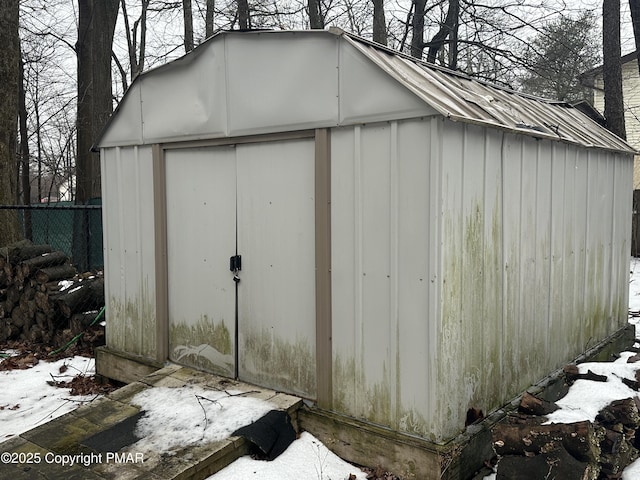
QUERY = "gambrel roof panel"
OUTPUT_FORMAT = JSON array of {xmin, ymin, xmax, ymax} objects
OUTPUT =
[{"xmin": 97, "ymin": 28, "xmax": 634, "ymax": 154}]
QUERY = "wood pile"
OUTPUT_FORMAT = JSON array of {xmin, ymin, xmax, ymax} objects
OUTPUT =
[
  {"xmin": 0, "ymin": 239, "xmax": 104, "ymax": 348},
  {"xmin": 492, "ymin": 365, "xmax": 640, "ymax": 479}
]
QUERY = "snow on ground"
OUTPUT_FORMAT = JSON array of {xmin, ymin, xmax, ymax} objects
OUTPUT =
[
  {"xmin": 129, "ymin": 385, "xmax": 275, "ymax": 454},
  {"xmin": 0, "ymin": 355, "xmax": 97, "ymax": 442},
  {"xmin": 208, "ymin": 431, "xmax": 368, "ymax": 480},
  {"xmin": 543, "ymin": 352, "xmax": 640, "ymax": 425},
  {"xmin": 483, "ymin": 260, "xmax": 640, "ymax": 478}
]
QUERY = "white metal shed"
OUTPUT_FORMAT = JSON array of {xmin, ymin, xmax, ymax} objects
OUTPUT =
[{"xmin": 96, "ymin": 28, "xmax": 634, "ymax": 473}]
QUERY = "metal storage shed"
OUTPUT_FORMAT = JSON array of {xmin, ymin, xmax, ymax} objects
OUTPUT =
[{"xmin": 96, "ymin": 28, "xmax": 635, "ymax": 477}]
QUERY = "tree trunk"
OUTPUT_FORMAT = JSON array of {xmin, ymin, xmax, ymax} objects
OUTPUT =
[
  {"xmin": 630, "ymin": 0, "xmax": 640, "ymax": 76},
  {"xmin": 183, "ymin": 0, "xmax": 194, "ymax": 52},
  {"xmin": 372, "ymin": 0, "xmax": 387, "ymax": 45},
  {"xmin": 410, "ymin": 0, "xmax": 426, "ymax": 59},
  {"xmin": 76, "ymin": 0, "xmax": 119, "ymax": 205},
  {"xmin": 603, "ymin": 0, "xmax": 626, "ymax": 139},
  {"xmin": 308, "ymin": 0, "xmax": 324, "ymax": 29},
  {"xmin": 237, "ymin": 0, "xmax": 251, "ymax": 29},
  {"xmin": 427, "ymin": 0, "xmax": 460, "ymax": 66},
  {"xmin": 0, "ymin": 0, "xmax": 21, "ymax": 246},
  {"xmin": 206, "ymin": 0, "xmax": 215, "ymax": 38}
]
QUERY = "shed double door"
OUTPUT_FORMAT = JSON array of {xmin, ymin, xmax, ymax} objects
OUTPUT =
[{"xmin": 165, "ymin": 138, "xmax": 317, "ymax": 399}]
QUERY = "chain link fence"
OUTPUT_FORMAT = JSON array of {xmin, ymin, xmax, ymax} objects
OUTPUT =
[
  {"xmin": 0, "ymin": 203, "xmax": 104, "ymax": 351},
  {"xmin": 0, "ymin": 202, "xmax": 103, "ymax": 271}
]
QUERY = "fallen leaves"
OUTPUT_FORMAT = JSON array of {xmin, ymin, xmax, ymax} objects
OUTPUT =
[
  {"xmin": 47, "ymin": 374, "xmax": 118, "ymax": 396},
  {"xmin": 0, "ymin": 352, "xmax": 39, "ymax": 371}
]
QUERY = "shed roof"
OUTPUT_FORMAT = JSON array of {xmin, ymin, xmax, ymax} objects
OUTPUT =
[{"xmin": 97, "ymin": 28, "xmax": 634, "ymax": 154}]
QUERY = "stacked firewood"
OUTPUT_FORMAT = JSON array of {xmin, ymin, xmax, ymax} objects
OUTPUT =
[
  {"xmin": 0, "ymin": 239, "xmax": 104, "ymax": 347},
  {"xmin": 492, "ymin": 366, "xmax": 640, "ymax": 479}
]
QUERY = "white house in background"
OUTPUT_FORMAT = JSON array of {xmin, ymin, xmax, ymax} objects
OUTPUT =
[
  {"xmin": 94, "ymin": 28, "xmax": 635, "ymax": 479},
  {"xmin": 580, "ymin": 51, "xmax": 640, "ymax": 187}
]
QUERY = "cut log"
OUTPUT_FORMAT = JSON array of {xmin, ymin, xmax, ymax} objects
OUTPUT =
[
  {"xmin": 596, "ymin": 398, "xmax": 640, "ymax": 430},
  {"xmin": 492, "ymin": 420, "xmax": 599, "ymax": 462},
  {"xmin": 70, "ymin": 311, "xmax": 100, "ymax": 335},
  {"xmin": 10, "ymin": 305, "xmax": 27, "ymax": 329},
  {"xmin": 0, "ymin": 265, "xmax": 11, "ymax": 288},
  {"xmin": 563, "ymin": 364, "xmax": 608, "ymax": 383},
  {"xmin": 6, "ymin": 285, "xmax": 21, "ymax": 304},
  {"xmin": 27, "ymin": 325, "xmax": 43, "ymax": 343},
  {"xmin": 56, "ymin": 277, "xmax": 104, "ymax": 318},
  {"xmin": 0, "ymin": 239, "xmax": 33, "ymax": 260},
  {"xmin": 20, "ymin": 251, "xmax": 69, "ymax": 275},
  {"xmin": 519, "ymin": 391, "xmax": 559, "ymax": 416},
  {"xmin": 2, "ymin": 243, "xmax": 52, "ymax": 263},
  {"xmin": 35, "ymin": 264, "xmax": 77, "ymax": 284},
  {"xmin": 496, "ymin": 446, "xmax": 600, "ymax": 480},
  {"xmin": 34, "ymin": 291, "xmax": 51, "ymax": 313}
]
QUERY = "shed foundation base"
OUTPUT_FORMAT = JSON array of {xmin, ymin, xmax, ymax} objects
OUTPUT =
[{"xmin": 95, "ymin": 346, "xmax": 164, "ymax": 384}]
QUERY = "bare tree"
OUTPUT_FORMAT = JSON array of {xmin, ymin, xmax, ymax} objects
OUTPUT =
[
  {"xmin": 120, "ymin": 0, "xmax": 149, "ymax": 83},
  {"xmin": 76, "ymin": 0, "xmax": 119, "ymax": 204},
  {"xmin": 0, "ymin": 0, "xmax": 21, "ymax": 244},
  {"xmin": 238, "ymin": 0, "xmax": 251, "ymax": 29},
  {"xmin": 184, "ymin": 0, "xmax": 195, "ymax": 52},
  {"xmin": 410, "ymin": 0, "xmax": 427, "ymax": 58},
  {"xmin": 603, "ymin": 0, "xmax": 626, "ymax": 139},
  {"xmin": 630, "ymin": 0, "xmax": 640, "ymax": 75},
  {"xmin": 372, "ymin": 0, "xmax": 387, "ymax": 45},
  {"xmin": 519, "ymin": 12, "xmax": 600, "ymax": 101},
  {"xmin": 426, "ymin": 0, "xmax": 459, "ymax": 68},
  {"xmin": 206, "ymin": 0, "xmax": 215, "ymax": 37},
  {"xmin": 309, "ymin": 0, "xmax": 324, "ymax": 28}
]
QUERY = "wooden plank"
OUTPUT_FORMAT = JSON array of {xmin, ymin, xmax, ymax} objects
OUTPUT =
[
  {"xmin": 298, "ymin": 406, "xmax": 443, "ymax": 479},
  {"xmin": 95, "ymin": 347, "xmax": 163, "ymax": 384}
]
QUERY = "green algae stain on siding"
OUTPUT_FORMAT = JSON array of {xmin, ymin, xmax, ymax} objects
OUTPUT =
[
  {"xmin": 439, "ymin": 199, "xmax": 506, "ymax": 440},
  {"xmin": 241, "ymin": 328, "xmax": 316, "ymax": 398},
  {"xmin": 332, "ymin": 354, "xmax": 434, "ymax": 438},
  {"xmin": 107, "ymin": 279, "xmax": 156, "ymax": 358},
  {"xmin": 170, "ymin": 315, "xmax": 232, "ymax": 354},
  {"xmin": 169, "ymin": 316, "xmax": 234, "ymax": 377}
]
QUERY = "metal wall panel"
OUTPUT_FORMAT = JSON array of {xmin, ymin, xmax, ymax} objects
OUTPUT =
[
  {"xmin": 141, "ymin": 41, "xmax": 227, "ymax": 144},
  {"xmin": 98, "ymin": 85, "xmax": 143, "ymax": 147},
  {"xmin": 101, "ymin": 146, "xmax": 157, "ymax": 357},
  {"xmin": 331, "ymin": 118, "xmax": 633, "ymax": 443},
  {"xmin": 331, "ymin": 119, "xmax": 441, "ymax": 438},
  {"xmin": 437, "ymin": 121, "xmax": 633, "ymax": 441},
  {"xmin": 225, "ymin": 34, "xmax": 339, "ymax": 136},
  {"xmin": 236, "ymin": 139, "xmax": 317, "ymax": 398},
  {"xmin": 338, "ymin": 41, "xmax": 436, "ymax": 125},
  {"xmin": 165, "ymin": 147, "xmax": 237, "ymax": 376}
]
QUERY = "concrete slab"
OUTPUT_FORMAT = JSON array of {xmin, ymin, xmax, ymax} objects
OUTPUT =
[
  {"xmin": 71, "ymin": 397, "xmax": 141, "ymax": 429},
  {"xmin": 82, "ymin": 411, "xmax": 146, "ymax": 452},
  {"xmin": 0, "ymin": 364, "xmax": 304, "ymax": 480}
]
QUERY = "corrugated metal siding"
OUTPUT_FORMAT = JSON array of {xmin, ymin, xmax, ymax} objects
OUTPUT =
[
  {"xmin": 437, "ymin": 121, "xmax": 632, "ymax": 441},
  {"xmin": 99, "ymin": 30, "xmax": 633, "ymax": 156},
  {"xmin": 331, "ymin": 118, "xmax": 632, "ymax": 442},
  {"xmin": 344, "ymin": 35, "xmax": 633, "ymax": 154},
  {"xmin": 101, "ymin": 146, "xmax": 157, "ymax": 358},
  {"xmin": 331, "ymin": 119, "xmax": 440, "ymax": 439}
]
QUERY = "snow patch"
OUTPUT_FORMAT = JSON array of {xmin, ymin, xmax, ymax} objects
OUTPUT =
[
  {"xmin": 208, "ymin": 431, "xmax": 368, "ymax": 480},
  {"xmin": 130, "ymin": 385, "xmax": 274, "ymax": 454}
]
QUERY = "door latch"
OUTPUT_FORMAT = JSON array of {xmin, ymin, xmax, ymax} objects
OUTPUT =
[{"xmin": 230, "ymin": 255, "xmax": 242, "ymax": 283}]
